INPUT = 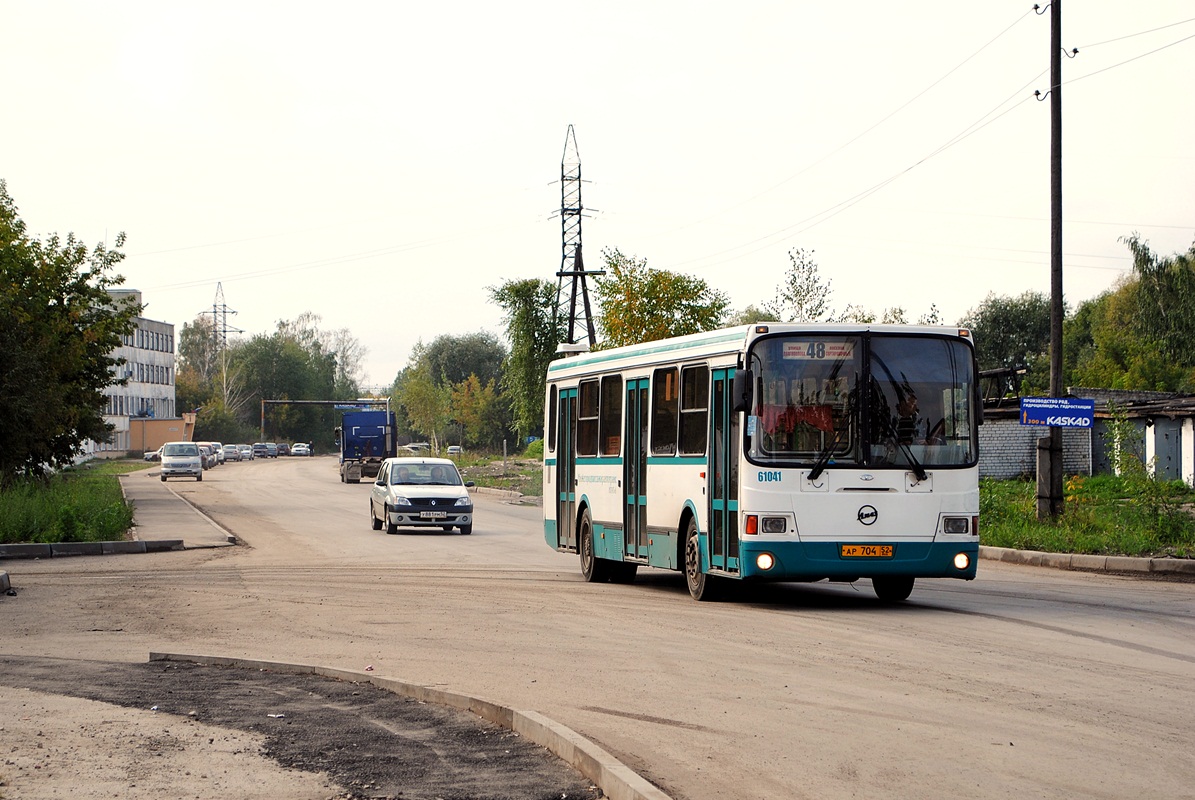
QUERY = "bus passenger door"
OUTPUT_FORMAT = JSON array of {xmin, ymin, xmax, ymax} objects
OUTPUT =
[
  {"xmin": 709, "ymin": 369, "xmax": 740, "ymax": 573},
  {"xmin": 624, "ymin": 378, "xmax": 649, "ymax": 559},
  {"xmin": 556, "ymin": 388, "xmax": 578, "ymax": 551}
]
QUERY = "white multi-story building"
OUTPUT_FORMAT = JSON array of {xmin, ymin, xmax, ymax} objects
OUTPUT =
[{"xmin": 88, "ymin": 290, "xmax": 179, "ymax": 455}]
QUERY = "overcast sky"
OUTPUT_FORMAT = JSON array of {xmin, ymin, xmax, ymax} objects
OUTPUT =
[{"xmin": 4, "ymin": 2, "xmax": 1193, "ymax": 388}]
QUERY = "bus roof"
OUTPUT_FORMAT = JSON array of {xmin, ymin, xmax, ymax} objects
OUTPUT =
[{"xmin": 547, "ymin": 323, "xmax": 972, "ymax": 378}]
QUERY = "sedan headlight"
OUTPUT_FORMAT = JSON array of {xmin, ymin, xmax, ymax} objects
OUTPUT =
[
  {"xmin": 454, "ymin": 497, "xmax": 470, "ymax": 507},
  {"xmin": 391, "ymin": 495, "xmax": 412, "ymax": 507}
]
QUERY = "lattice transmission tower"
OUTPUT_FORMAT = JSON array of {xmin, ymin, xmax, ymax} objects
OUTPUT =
[
  {"xmin": 554, "ymin": 125, "xmax": 603, "ymax": 348},
  {"xmin": 203, "ymin": 282, "xmax": 243, "ymax": 350}
]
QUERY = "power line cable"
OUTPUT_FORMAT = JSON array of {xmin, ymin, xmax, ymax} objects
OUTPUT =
[
  {"xmin": 1078, "ymin": 16, "xmax": 1195, "ymax": 49},
  {"xmin": 1066, "ymin": 31, "xmax": 1195, "ymax": 86},
  {"xmin": 673, "ymin": 23, "xmax": 1194, "ymax": 274}
]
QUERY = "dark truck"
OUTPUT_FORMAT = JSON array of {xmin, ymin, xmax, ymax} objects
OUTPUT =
[{"xmin": 335, "ymin": 409, "xmax": 396, "ymax": 483}]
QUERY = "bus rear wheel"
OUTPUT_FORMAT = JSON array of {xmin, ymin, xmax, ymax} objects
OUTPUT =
[
  {"xmin": 579, "ymin": 511, "xmax": 610, "ymax": 583},
  {"xmin": 872, "ymin": 576, "xmax": 914, "ymax": 602},
  {"xmin": 684, "ymin": 519, "xmax": 721, "ymax": 601}
]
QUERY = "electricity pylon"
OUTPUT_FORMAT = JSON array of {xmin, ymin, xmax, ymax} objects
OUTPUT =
[{"xmin": 554, "ymin": 125, "xmax": 603, "ymax": 348}]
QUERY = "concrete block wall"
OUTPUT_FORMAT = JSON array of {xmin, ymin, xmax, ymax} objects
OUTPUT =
[{"xmin": 978, "ymin": 418, "xmax": 1092, "ymax": 480}]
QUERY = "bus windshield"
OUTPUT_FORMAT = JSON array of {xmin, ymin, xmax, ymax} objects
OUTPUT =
[{"xmin": 745, "ymin": 334, "xmax": 976, "ymax": 469}]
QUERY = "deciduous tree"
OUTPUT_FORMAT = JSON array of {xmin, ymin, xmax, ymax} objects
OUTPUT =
[
  {"xmin": 593, "ymin": 248, "xmax": 729, "ymax": 348},
  {"xmin": 0, "ymin": 181, "xmax": 140, "ymax": 484},
  {"xmin": 490, "ymin": 278, "xmax": 563, "ymax": 441}
]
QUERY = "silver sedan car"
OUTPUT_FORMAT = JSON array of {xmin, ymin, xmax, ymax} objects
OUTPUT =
[{"xmin": 368, "ymin": 457, "xmax": 475, "ymax": 535}]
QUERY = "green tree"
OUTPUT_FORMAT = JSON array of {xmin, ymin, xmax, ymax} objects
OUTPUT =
[
  {"xmin": 958, "ymin": 291, "xmax": 1053, "ymax": 374},
  {"xmin": 593, "ymin": 248, "xmax": 729, "ymax": 348},
  {"xmin": 490, "ymin": 278, "xmax": 563, "ymax": 441},
  {"xmin": 763, "ymin": 248, "xmax": 836, "ymax": 322},
  {"xmin": 725, "ymin": 304, "xmax": 774, "ymax": 326},
  {"xmin": 1067, "ymin": 284, "xmax": 1190, "ymax": 391},
  {"xmin": 0, "ymin": 181, "xmax": 140, "ymax": 485},
  {"xmin": 743, "ymin": 248, "xmax": 938, "ymax": 326},
  {"xmin": 421, "ymin": 331, "xmax": 506, "ymax": 389},
  {"xmin": 400, "ymin": 347, "xmax": 451, "ymax": 451},
  {"xmin": 1123, "ymin": 234, "xmax": 1195, "ymax": 370},
  {"xmin": 451, "ymin": 374, "xmax": 507, "ymax": 449}
]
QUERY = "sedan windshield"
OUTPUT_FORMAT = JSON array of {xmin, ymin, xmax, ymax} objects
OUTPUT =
[{"xmin": 389, "ymin": 463, "xmax": 463, "ymax": 486}]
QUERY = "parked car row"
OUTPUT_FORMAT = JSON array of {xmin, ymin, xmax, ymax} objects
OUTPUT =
[{"xmin": 154, "ymin": 440, "xmax": 313, "ymax": 478}]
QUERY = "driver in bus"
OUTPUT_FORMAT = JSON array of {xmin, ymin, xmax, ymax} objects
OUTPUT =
[{"xmin": 896, "ymin": 390, "xmax": 944, "ymax": 446}]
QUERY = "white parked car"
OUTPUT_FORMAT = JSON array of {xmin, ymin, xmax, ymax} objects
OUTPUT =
[
  {"xmin": 291, "ymin": 442, "xmax": 311, "ymax": 456},
  {"xmin": 237, "ymin": 444, "xmax": 254, "ymax": 460},
  {"xmin": 160, "ymin": 442, "xmax": 203, "ymax": 482},
  {"xmin": 222, "ymin": 444, "xmax": 242, "ymax": 462},
  {"xmin": 369, "ymin": 457, "xmax": 475, "ymax": 535}
]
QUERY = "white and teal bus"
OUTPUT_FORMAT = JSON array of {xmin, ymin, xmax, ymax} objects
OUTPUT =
[{"xmin": 543, "ymin": 324, "xmax": 981, "ymax": 601}]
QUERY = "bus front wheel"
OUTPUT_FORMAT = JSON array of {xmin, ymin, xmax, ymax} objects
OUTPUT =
[
  {"xmin": 872, "ymin": 576, "xmax": 914, "ymax": 602},
  {"xmin": 684, "ymin": 519, "xmax": 721, "ymax": 601},
  {"xmin": 579, "ymin": 511, "xmax": 610, "ymax": 583}
]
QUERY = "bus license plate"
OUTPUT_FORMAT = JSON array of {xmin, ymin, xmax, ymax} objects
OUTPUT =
[
  {"xmin": 841, "ymin": 544, "xmax": 893, "ymax": 558},
  {"xmin": 420, "ymin": 511, "xmax": 447, "ymax": 519}
]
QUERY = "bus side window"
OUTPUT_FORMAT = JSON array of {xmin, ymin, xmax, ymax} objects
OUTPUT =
[
  {"xmin": 679, "ymin": 365, "xmax": 709, "ymax": 455},
  {"xmin": 600, "ymin": 375, "xmax": 622, "ymax": 455},
  {"xmin": 577, "ymin": 380, "xmax": 600, "ymax": 456},
  {"xmin": 651, "ymin": 367, "xmax": 679, "ymax": 456},
  {"xmin": 547, "ymin": 384, "xmax": 557, "ymax": 453}
]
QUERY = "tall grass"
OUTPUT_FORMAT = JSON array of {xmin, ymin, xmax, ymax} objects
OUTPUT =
[
  {"xmin": 980, "ymin": 474, "xmax": 1195, "ymax": 558},
  {"xmin": 0, "ymin": 461, "xmax": 137, "ymax": 544}
]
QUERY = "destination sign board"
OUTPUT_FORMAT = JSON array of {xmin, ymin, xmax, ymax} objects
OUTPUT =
[
  {"xmin": 782, "ymin": 341, "xmax": 855, "ymax": 360},
  {"xmin": 1019, "ymin": 397, "xmax": 1095, "ymax": 428}
]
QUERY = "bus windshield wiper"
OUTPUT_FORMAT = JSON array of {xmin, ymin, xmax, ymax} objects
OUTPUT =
[
  {"xmin": 808, "ymin": 389, "xmax": 854, "ymax": 482},
  {"xmin": 884, "ymin": 417, "xmax": 928, "ymax": 482},
  {"xmin": 807, "ymin": 433, "xmax": 840, "ymax": 482}
]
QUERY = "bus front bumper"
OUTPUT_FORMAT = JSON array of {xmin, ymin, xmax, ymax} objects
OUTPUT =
[{"xmin": 737, "ymin": 539, "xmax": 979, "ymax": 581}]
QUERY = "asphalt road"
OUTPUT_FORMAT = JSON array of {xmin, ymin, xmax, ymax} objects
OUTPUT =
[{"xmin": 3, "ymin": 456, "xmax": 1194, "ymax": 799}]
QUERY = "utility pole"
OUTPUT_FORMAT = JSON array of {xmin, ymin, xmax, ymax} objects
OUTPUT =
[
  {"xmin": 554, "ymin": 125, "xmax": 603, "ymax": 349},
  {"xmin": 1038, "ymin": 0, "xmax": 1066, "ymax": 520}
]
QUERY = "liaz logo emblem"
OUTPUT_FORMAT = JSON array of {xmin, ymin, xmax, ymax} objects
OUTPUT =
[{"xmin": 857, "ymin": 505, "xmax": 878, "ymax": 525}]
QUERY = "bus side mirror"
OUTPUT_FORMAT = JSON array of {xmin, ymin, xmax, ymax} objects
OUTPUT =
[{"xmin": 731, "ymin": 370, "xmax": 753, "ymax": 413}]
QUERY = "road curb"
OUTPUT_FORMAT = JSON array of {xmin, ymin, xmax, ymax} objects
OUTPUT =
[
  {"xmin": 0, "ymin": 540, "xmax": 184, "ymax": 560},
  {"xmin": 978, "ymin": 546, "xmax": 1195, "ymax": 575},
  {"xmin": 149, "ymin": 652, "xmax": 672, "ymax": 800}
]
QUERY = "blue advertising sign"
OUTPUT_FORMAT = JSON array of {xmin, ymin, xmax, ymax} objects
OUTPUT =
[{"xmin": 1019, "ymin": 397, "xmax": 1095, "ymax": 428}]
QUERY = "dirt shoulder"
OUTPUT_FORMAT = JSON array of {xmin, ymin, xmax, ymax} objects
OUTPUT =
[{"xmin": 0, "ymin": 656, "xmax": 601, "ymax": 800}]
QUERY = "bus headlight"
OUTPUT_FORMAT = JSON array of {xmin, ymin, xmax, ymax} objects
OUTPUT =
[
  {"xmin": 943, "ymin": 516, "xmax": 969, "ymax": 534},
  {"xmin": 953, "ymin": 552, "xmax": 971, "ymax": 570},
  {"xmin": 761, "ymin": 516, "xmax": 787, "ymax": 534},
  {"xmin": 756, "ymin": 553, "xmax": 775, "ymax": 571}
]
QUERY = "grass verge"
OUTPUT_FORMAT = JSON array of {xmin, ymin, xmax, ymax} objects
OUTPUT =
[
  {"xmin": 0, "ymin": 459, "xmax": 142, "ymax": 544},
  {"xmin": 980, "ymin": 474, "xmax": 1195, "ymax": 558}
]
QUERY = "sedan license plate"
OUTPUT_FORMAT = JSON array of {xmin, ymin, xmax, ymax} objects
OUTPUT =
[
  {"xmin": 420, "ymin": 511, "xmax": 447, "ymax": 519},
  {"xmin": 841, "ymin": 544, "xmax": 894, "ymax": 558}
]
